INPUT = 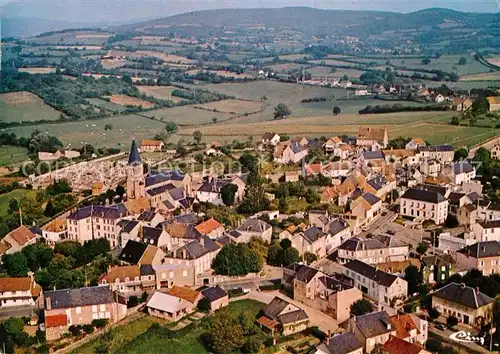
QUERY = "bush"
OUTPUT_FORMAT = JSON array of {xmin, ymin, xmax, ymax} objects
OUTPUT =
[
  {"xmin": 228, "ymin": 288, "xmax": 245, "ymax": 298},
  {"xmin": 447, "ymin": 315, "xmax": 459, "ymax": 329},
  {"xmin": 198, "ymin": 298, "xmax": 211, "ymax": 312},
  {"xmin": 242, "ymin": 336, "xmax": 263, "ymax": 353},
  {"xmin": 82, "ymin": 324, "xmax": 94, "ymax": 334},
  {"xmin": 140, "ymin": 291, "xmax": 148, "ymax": 303},
  {"xmin": 305, "ymin": 326, "xmax": 327, "ymax": 340},
  {"xmin": 127, "ymin": 296, "xmax": 139, "ymax": 308},
  {"xmin": 69, "ymin": 325, "xmax": 82, "ymax": 336},
  {"xmin": 426, "ymin": 338, "xmax": 442, "ymax": 352},
  {"xmin": 91, "ymin": 319, "xmax": 107, "ymax": 328}
]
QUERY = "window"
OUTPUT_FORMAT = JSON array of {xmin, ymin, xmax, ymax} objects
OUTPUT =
[
  {"xmin": 76, "ymin": 307, "xmax": 81, "ymax": 314},
  {"xmin": 100, "ymin": 304, "xmax": 106, "ymax": 312},
  {"xmin": 92, "ymin": 305, "xmax": 97, "ymax": 312},
  {"xmin": 183, "ymin": 270, "xmax": 187, "ymax": 277}
]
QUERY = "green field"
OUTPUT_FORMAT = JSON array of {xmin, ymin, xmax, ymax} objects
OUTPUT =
[
  {"xmin": 87, "ymin": 98, "xmax": 128, "ymax": 113},
  {"xmin": 0, "ymin": 146, "xmax": 30, "ymax": 166},
  {"xmin": 0, "ymin": 93, "xmax": 63, "ymax": 122},
  {"xmin": 143, "ymin": 106, "xmax": 234, "ymax": 125},
  {"xmin": 75, "ymin": 299, "xmax": 265, "ymax": 354},
  {"xmin": 0, "ymin": 189, "xmax": 38, "ymax": 220},
  {"xmin": 388, "ymin": 55, "xmax": 491, "ymax": 75},
  {"xmin": 8, "ymin": 114, "xmax": 165, "ymax": 149}
]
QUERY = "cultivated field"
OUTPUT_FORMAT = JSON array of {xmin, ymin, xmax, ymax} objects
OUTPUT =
[
  {"xmin": 268, "ymin": 63, "xmax": 306, "ymax": 72},
  {"xmin": 193, "ymin": 99, "xmax": 264, "ymax": 114},
  {"xmin": 388, "ymin": 55, "xmax": 491, "ymax": 75},
  {"xmin": 135, "ymin": 85, "xmax": 187, "ymax": 103},
  {"xmin": 485, "ymin": 57, "xmax": 500, "ymax": 67},
  {"xmin": 8, "ymin": 114, "xmax": 165, "ymax": 148},
  {"xmin": 137, "ymin": 51, "xmax": 196, "ymax": 64},
  {"xmin": 460, "ymin": 72, "xmax": 500, "ymax": 81},
  {"xmin": 101, "ymin": 59, "xmax": 127, "ymax": 69},
  {"xmin": 18, "ymin": 67, "xmax": 58, "ymax": 74},
  {"xmin": 186, "ymin": 69, "xmax": 255, "ymax": 79},
  {"xmin": 107, "ymin": 95, "xmax": 156, "ymax": 108},
  {"xmin": 0, "ymin": 146, "xmax": 30, "ymax": 166},
  {"xmin": 0, "ymin": 92, "xmax": 62, "ymax": 122},
  {"xmin": 87, "ymin": 98, "xmax": 128, "ymax": 113},
  {"xmin": 143, "ymin": 106, "xmax": 233, "ymax": 125}
]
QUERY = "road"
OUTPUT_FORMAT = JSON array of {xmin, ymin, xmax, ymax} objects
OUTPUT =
[
  {"xmin": 237, "ymin": 290, "xmax": 339, "ymax": 333},
  {"xmin": 0, "ymin": 305, "xmax": 36, "ymax": 320},
  {"xmin": 429, "ymin": 326, "xmax": 490, "ymax": 354}
]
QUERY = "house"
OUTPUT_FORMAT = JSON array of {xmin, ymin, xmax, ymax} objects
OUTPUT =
[
  {"xmin": 37, "ymin": 149, "xmax": 81, "ymax": 161},
  {"xmin": 284, "ymin": 171, "xmax": 300, "ymax": 182},
  {"xmin": 289, "ymin": 264, "xmax": 362, "ymax": 323},
  {"xmin": 66, "ymin": 204, "xmax": 128, "ymax": 248},
  {"xmin": 417, "ymin": 87, "xmax": 429, "ymax": 97},
  {"xmin": 362, "ymin": 151, "xmax": 385, "ymax": 169},
  {"xmin": 343, "ymin": 260, "xmax": 408, "ymax": 310},
  {"xmin": 421, "ymin": 255, "xmax": 454, "ymax": 284},
  {"xmin": 350, "ymin": 192, "xmax": 382, "ymax": 224},
  {"xmin": 457, "ymin": 204, "xmax": 478, "ymax": 226},
  {"xmin": 44, "ymin": 286, "xmax": 127, "ymax": 340},
  {"xmin": 315, "ymin": 332, "xmax": 363, "ymax": 354},
  {"xmin": 137, "ymin": 211, "xmax": 164, "ymax": 228},
  {"xmin": 431, "ymin": 282, "xmax": 493, "ymax": 328},
  {"xmin": 145, "ymin": 169, "xmax": 193, "ymax": 198},
  {"xmin": 324, "ymin": 218, "xmax": 351, "ymax": 254},
  {"xmin": 0, "ymin": 277, "xmax": 41, "ymax": 308},
  {"xmin": 119, "ymin": 241, "xmax": 165, "ymax": 266},
  {"xmin": 231, "ymin": 218, "xmax": 272, "ymax": 243},
  {"xmin": 406, "ymin": 138, "xmax": 426, "ymax": 150},
  {"xmin": 196, "ymin": 176, "xmax": 246, "ymax": 206},
  {"xmin": 418, "ymin": 145, "xmax": 454, "ymax": 164},
  {"xmin": 357, "ymin": 126, "xmax": 389, "ymax": 148},
  {"xmin": 117, "ymin": 220, "xmax": 142, "ymax": 248},
  {"xmin": 151, "ymin": 263, "xmax": 195, "ymax": 289},
  {"xmin": 337, "ymin": 235, "xmax": 409, "ymax": 265},
  {"xmin": 400, "ymin": 188, "xmax": 448, "ymax": 225},
  {"xmin": 146, "ymin": 286, "xmax": 200, "ymax": 322},
  {"xmin": 348, "ymin": 311, "xmax": 396, "ymax": 353},
  {"xmin": 0, "ymin": 225, "xmax": 40, "ymax": 255},
  {"xmin": 140, "ymin": 139, "xmax": 164, "ymax": 152},
  {"xmin": 430, "ymin": 93, "xmax": 445, "ymax": 103},
  {"xmin": 474, "ymin": 220, "xmax": 500, "ymax": 242},
  {"xmin": 449, "ymin": 162, "xmax": 476, "ymax": 185},
  {"xmin": 41, "ymin": 219, "xmax": 68, "ymax": 245},
  {"xmin": 373, "ymin": 84, "xmax": 386, "ymax": 94},
  {"xmin": 487, "ymin": 96, "xmax": 500, "ymax": 112},
  {"xmin": 384, "ymin": 336, "xmax": 430, "ymax": 354},
  {"xmin": 274, "ymin": 142, "xmax": 308, "ymax": 164},
  {"xmin": 419, "ymin": 159, "xmax": 441, "ymax": 177},
  {"xmin": 262, "ymin": 132, "xmax": 281, "ymax": 146},
  {"xmin": 355, "ymin": 89, "xmax": 369, "ymax": 96},
  {"xmin": 201, "ymin": 286, "xmax": 229, "ymax": 312},
  {"xmin": 451, "ymin": 97, "xmax": 472, "ymax": 111},
  {"xmin": 377, "ymin": 259, "xmax": 421, "ymax": 276},
  {"xmin": 195, "ymin": 218, "xmax": 224, "ymax": 239},
  {"xmin": 456, "ymin": 241, "xmax": 500, "ymax": 276},
  {"xmin": 447, "ymin": 192, "xmax": 469, "ymax": 214},
  {"xmin": 98, "ymin": 265, "xmax": 143, "ymax": 295},
  {"xmin": 389, "ymin": 312, "xmax": 426, "ymax": 344},
  {"xmin": 323, "ymin": 161, "xmax": 351, "ymax": 178},
  {"xmin": 282, "ymin": 227, "xmax": 327, "ymax": 258},
  {"xmin": 324, "ymin": 136, "xmax": 343, "ymax": 154},
  {"xmin": 382, "ymin": 149, "xmax": 420, "ymax": 167},
  {"xmin": 256, "ymin": 296, "xmax": 309, "ymax": 336}
]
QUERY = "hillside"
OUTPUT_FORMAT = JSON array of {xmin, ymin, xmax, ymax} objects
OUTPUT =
[{"xmin": 1, "ymin": 18, "xmax": 78, "ymax": 38}]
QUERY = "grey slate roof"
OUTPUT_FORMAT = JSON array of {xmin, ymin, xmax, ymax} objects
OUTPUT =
[
  {"xmin": 145, "ymin": 170, "xmax": 185, "ymax": 188},
  {"xmin": 419, "ymin": 145, "xmax": 454, "ymax": 152},
  {"xmin": 140, "ymin": 264, "xmax": 155, "ymax": 276},
  {"xmin": 401, "ymin": 188, "xmax": 446, "ymax": 203},
  {"xmin": 302, "ymin": 227, "xmax": 325, "ymax": 244},
  {"xmin": 45, "ymin": 286, "xmax": 114, "ymax": 309},
  {"xmin": 118, "ymin": 219, "xmax": 140, "ymax": 233},
  {"xmin": 278, "ymin": 309, "xmax": 309, "ymax": 324},
  {"xmin": 363, "ymin": 151, "xmax": 385, "ymax": 160},
  {"xmin": 328, "ymin": 219, "xmax": 349, "ymax": 235},
  {"xmin": 354, "ymin": 311, "xmax": 394, "ymax": 338},
  {"xmin": 344, "ymin": 260, "xmax": 399, "ymax": 287},
  {"xmin": 478, "ymin": 220, "xmax": 500, "ymax": 229},
  {"xmin": 363, "ymin": 192, "xmax": 381, "ymax": 205},
  {"xmin": 452, "ymin": 162, "xmax": 474, "ymax": 174},
  {"xmin": 458, "ymin": 241, "xmax": 500, "ymax": 258},
  {"xmin": 263, "ymin": 296, "xmax": 292, "ymax": 319},
  {"xmin": 68, "ymin": 204, "xmax": 128, "ymax": 220},
  {"xmin": 237, "ymin": 218, "xmax": 271, "ymax": 233},
  {"xmin": 201, "ymin": 286, "xmax": 228, "ymax": 302},
  {"xmin": 146, "ymin": 183, "xmax": 176, "ymax": 197},
  {"xmin": 142, "ymin": 226, "xmax": 163, "ymax": 246},
  {"xmin": 168, "ymin": 187, "xmax": 185, "ymax": 201},
  {"xmin": 317, "ymin": 332, "xmax": 363, "ymax": 354},
  {"xmin": 128, "ymin": 140, "xmax": 141, "ymax": 164},
  {"xmin": 119, "ymin": 240, "xmax": 148, "ymax": 264},
  {"xmin": 432, "ymin": 282, "xmax": 493, "ymax": 309},
  {"xmin": 448, "ymin": 192, "xmax": 466, "ymax": 205},
  {"xmin": 138, "ymin": 211, "xmax": 157, "ymax": 222},
  {"xmin": 295, "ymin": 265, "xmax": 320, "ymax": 283}
]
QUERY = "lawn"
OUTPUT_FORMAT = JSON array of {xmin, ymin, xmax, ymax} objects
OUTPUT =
[
  {"xmin": 0, "ymin": 92, "xmax": 63, "ymax": 122},
  {"xmin": 8, "ymin": 114, "xmax": 166, "ymax": 149},
  {"xmin": 0, "ymin": 146, "xmax": 30, "ymax": 166},
  {"xmin": 0, "ymin": 189, "xmax": 38, "ymax": 220},
  {"xmin": 74, "ymin": 299, "xmax": 265, "ymax": 354}
]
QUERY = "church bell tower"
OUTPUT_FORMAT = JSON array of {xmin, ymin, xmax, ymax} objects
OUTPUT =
[{"xmin": 126, "ymin": 140, "xmax": 146, "ymax": 199}]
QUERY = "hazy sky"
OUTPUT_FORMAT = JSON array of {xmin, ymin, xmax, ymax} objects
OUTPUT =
[{"xmin": 2, "ymin": 0, "xmax": 499, "ymax": 23}]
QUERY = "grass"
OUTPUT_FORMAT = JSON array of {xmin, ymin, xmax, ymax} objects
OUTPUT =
[
  {"xmin": 387, "ymin": 55, "xmax": 491, "ymax": 75},
  {"xmin": 87, "ymin": 98, "xmax": 128, "ymax": 113},
  {"xmin": 75, "ymin": 299, "xmax": 265, "ymax": 354},
  {"xmin": 8, "ymin": 114, "xmax": 166, "ymax": 149},
  {"xmin": 0, "ymin": 146, "xmax": 30, "ymax": 166},
  {"xmin": 0, "ymin": 189, "xmax": 38, "ymax": 219},
  {"xmin": 135, "ymin": 86, "xmax": 187, "ymax": 103},
  {"xmin": 460, "ymin": 72, "xmax": 500, "ymax": 81},
  {"xmin": 142, "ymin": 106, "xmax": 233, "ymax": 125},
  {"xmin": 0, "ymin": 92, "xmax": 63, "ymax": 122}
]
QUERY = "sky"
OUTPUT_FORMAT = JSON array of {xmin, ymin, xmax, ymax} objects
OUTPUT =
[{"xmin": 1, "ymin": 0, "xmax": 499, "ymax": 23}]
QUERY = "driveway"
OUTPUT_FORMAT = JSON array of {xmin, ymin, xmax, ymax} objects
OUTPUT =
[{"xmin": 238, "ymin": 290, "xmax": 339, "ymax": 333}]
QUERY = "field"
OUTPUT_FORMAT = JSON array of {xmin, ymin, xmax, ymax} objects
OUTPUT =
[
  {"xmin": 135, "ymin": 86, "xmax": 187, "ymax": 103},
  {"xmin": 18, "ymin": 67, "xmax": 57, "ymax": 74},
  {"xmin": 87, "ymin": 98, "xmax": 128, "ymax": 113},
  {"xmin": 0, "ymin": 146, "xmax": 30, "ymax": 166},
  {"xmin": 186, "ymin": 70, "xmax": 255, "ymax": 79},
  {"xmin": 74, "ymin": 300, "xmax": 264, "ymax": 354},
  {"xmin": 142, "ymin": 106, "xmax": 233, "ymax": 125},
  {"xmin": 107, "ymin": 95, "xmax": 156, "ymax": 108},
  {"xmin": 485, "ymin": 57, "xmax": 500, "ymax": 67},
  {"xmin": 268, "ymin": 63, "xmax": 306, "ymax": 72},
  {"xmin": 101, "ymin": 59, "xmax": 128, "ymax": 69},
  {"xmin": 387, "ymin": 55, "xmax": 491, "ymax": 75},
  {"xmin": 0, "ymin": 91, "xmax": 63, "ymax": 122},
  {"xmin": 279, "ymin": 54, "xmax": 312, "ymax": 60},
  {"xmin": 460, "ymin": 72, "xmax": 500, "ymax": 81},
  {"xmin": 7, "ymin": 114, "xmax": 165, "ymax": 148},
  {"xmin": 137, "ymin": 51, "xmax": 196, "ymax": 64},
  {"xmin": 308, "ymin": 66, "xmax": 335, "ymax": 76},
  {"xmin": 193, "ymin": 99, "xmax": 263, "ymax": 114},
  {"xmin": 0, "ymin": 189, "xmax": 39, "ymax": 220}
]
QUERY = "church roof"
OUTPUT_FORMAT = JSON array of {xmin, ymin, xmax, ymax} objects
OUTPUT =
[{"xmin": 128, "ymin": 140, "xmax": 141, "ymax": 164}]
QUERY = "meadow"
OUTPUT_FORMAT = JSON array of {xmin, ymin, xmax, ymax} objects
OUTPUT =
[
  {"xmin": 0, "ymin": 189, "xmax": 38, "ymax": 219},
  {"xmin": 0, "ymin": 146, "xmax": 30, "ymax": 166},
  {"xmin": 193, "ymin": 99, "xmax": 264, "ymax": 114},
  {"xmin": 387, "ymin": 55, "xmax": 491, "ymax": 75},
  {"xmin": 136, "ymin": 86, "xmax": 188, "ymax": 103},
  {"xmin": 87, "ymin": 98, "xmax": 128, "ymax": 113},
  {"xmin": 0, "ymin": 92, "xmax": 63, "ymax": 122},
  {"xmin": 107, "ymin": 94, "xmax": 156, "ymax": 108},
  {"xmin": 142, "ymin": 106, "xmax": 234, "ymax": 125},
  {"xmin": 7, "ymin": 114, "xmax": 165, "ymax": 149}
]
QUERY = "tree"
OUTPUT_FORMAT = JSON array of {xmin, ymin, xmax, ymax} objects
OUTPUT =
[
  {"xmin": 193, "ymin": 130, "xmax": 203, "ymax": 144},
  {"xmin": 212, "ymin": 117, "xmax": 218, "ymax": 124},
  {"xmin": 207, "ymin": 310, "xmax": 245, "ymax": 354},
  {"xmin": 332, "ymin": 106, "xmax": 341, "ymax": 115},
  {"xmin": 416, "ymin": 243, "xmax": 428, "ymax": 256},
  {"xmin": 8, "ymin": 198, "xmax": 19, "ymax": 214},
  {"xmin": 121, "ymin": 75, "xmax": 133, "ymax": 85},
  {"xmin": 220, "ymin": 183, "xmax": 238, "ymax": 206},
  {"xmin": 447, "ymin": 315, "xmax": 459, "ymax": 329},
  {"xmin": 44, "ymin": 200, "xmax": 56, "ymax": 217},
  {"xmin": 283, "ymin": 247, "xmax": 300, "ymax": 266},
  {"xmin": 4, "ymin": 317, "xmax": 24, "ymax": 336},
  {"xmin": 127, "ymin": 296, "xmax": 139, "ymax": 308},
  {"xmin": 458, "ymin": 57, "xmax": 467, "ymax": 65},
  {"xmin": 248, "ymin": 237, "xmax": 268, "ymax": 268},
  {"xmin": 242, "ymin": 337, "xmax": 262, "ymax": 353},
  {"xmin": 2, "ymin": 252, "xmax": 29, "ymax": 277},
  {"xmin": 445, "ymin": 214, "xmax": 459, "ymax": 228},
  {"xmin": 304, "ymin": 252, "xmax": 317, "ymax": 264},
  {"xmin": 428, "ymin": 307, "xmax": 441, "ymax": 321},
  {"xmin": 421, "ymin": 58, "xmax": 431, "ymax": 65},
  {"xmin": 212, "ymin": 244, "xmax": 262, "ymax": 276},
  {"xmin": 454, "ymin": 148, "xmax": 468, "ymax": 161},
  {"xmin": 278, "ymin": 197, "xmax": 288, "ymax": 213},
  {"xmin": 280, "ymin": 238, "xmax": 292, "ymax": 250},
  {"xmin": 351, "ymin": 299, "xmax": 373, "ymax": 316},
  {"xmin": 426, "ymin": 338, "xmax": 442, "ymax": 352},
  {"xmin": 165, "ymin": 121, "xmax": 177, "ymax": 133},
  {"xmin": 273, "ymin": 103, "xmax": 291, "ymax": 120},
  {"xmin": 104, "ymin": 124, "xmax": 113, "ymax": 131},
  {"xmin": 404, "ymin": 265, "xmax": 422, "ymax": 295},
  {"xmin": 140, "ymin": 291, "xmax": 148, "ymax": 303}
]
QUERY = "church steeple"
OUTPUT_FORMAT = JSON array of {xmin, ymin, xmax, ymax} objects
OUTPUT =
[{"xmin": 128, "ymin": 139, "xmax": 141, "ymax": 165}]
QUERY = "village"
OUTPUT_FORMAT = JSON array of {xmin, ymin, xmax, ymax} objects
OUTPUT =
[{"xmin": 2, "ymin": 119, "xmax": 500, "ymax": 354}]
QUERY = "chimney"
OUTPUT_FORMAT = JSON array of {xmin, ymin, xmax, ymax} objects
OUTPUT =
[
  {"xmin": 325, "ymin": 329, "xmax": 331, "ymax": 345},
  {"xmin": 199, "ymin": 236, "xmax": 205, "ymax": 247},
  {"xmin": 46, "ymin": 296, "xmax": 52, "ymax": 310},
  {"xmin": 460, "ymin": 283, "xmax": 466, "ymax": 289}
]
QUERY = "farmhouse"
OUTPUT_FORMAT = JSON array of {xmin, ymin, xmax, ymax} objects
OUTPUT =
[
  {"xmin": 487, "ymin": 96, "xmax": 500, "ymax": 112},
  {"xmin": 261, "ymin": 132, "xmax": 281, "ymax": 146},
  {"xmin": 256, "ymin": 296, "xmax": 309, "ymax": 336},
  {"xmin": 451, "ymin": 97, "xmax": 472, "ymax": 111},
  {"xmin": 0, "ymin": 225, "xmax": 40, "ymax": 255},
  {"xmin": 274, "ymin": 142, "xmax": 309, "ymax": 164},
  {"xmin": 140, "ymin": 139, "xmax": 164, "ymax": 152},
  {"xmin": 356, "ymin": 126, "xmax": 388, "ymax": 148}
]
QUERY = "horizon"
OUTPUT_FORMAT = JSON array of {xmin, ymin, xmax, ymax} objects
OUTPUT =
[{"xmin": 2, "ymin": 0, "xmax": 499, "ymax": 24}]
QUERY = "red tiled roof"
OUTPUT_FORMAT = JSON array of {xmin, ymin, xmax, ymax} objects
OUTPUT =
[
  {"xmin": 45, "ymin": 314, "xmax": 68, "ymax": 328},
  {"xmin": 195, "ymin": 218, "xmax": 222, "ymax": 235},
  {"xmin": 384, "ymin": 335, "xmax": 423, "ymax": 354},
  {"xmin": 8, "ymin": 225, "xmax": 36, "ymax": 246},
  {"xmin": 141, "ymin": 139, "xmax": 163, "ymax": 147}
]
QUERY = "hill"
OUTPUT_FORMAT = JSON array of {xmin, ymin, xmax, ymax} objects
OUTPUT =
[{"xmin": 1, "ymin": 18, "xmax": 79, "ymax": 38}]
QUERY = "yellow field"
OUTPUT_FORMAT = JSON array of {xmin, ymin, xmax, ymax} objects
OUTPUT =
[
  {"xmin": 186, "ymin": 69, "xmax": 254, "ymax": 79},
  {"xmin": 461, "ymin": 72, "xmax": 500, "ymax": 81},
  {"xmin": 53, "ymin": 45, "xmax": 102, "ymax": 50},
  {"xmin": 137, "ymin": 51, "xmax": 196, "ymax": 64},
  {"xmin": 279, "ymin": 54, "xmax": 312, "ymax": 60},
  {"xmin": 486, "ymin": 57, "xmax": 500, "ymax": 66},
  {"xmin": 0, "ymin": 91, "xmax": 43, "ymax": 105},
  {"xmin": 193, "ymin": 99, "xmax": 264, "ymax": 114},
  {"xmin": 18, "ymin": 67, "xmax": 57, "ymax": 74},
  {"xmin": 135, "ymin": 85, "xmax": 185, "ymax": 103},
  {"xmin": 101, "ymin": 59, "xmax": 127, "ymax": 69},
  {"xmin": 107, "ymin": 95, "xmax": 156, "ymax": 108}
]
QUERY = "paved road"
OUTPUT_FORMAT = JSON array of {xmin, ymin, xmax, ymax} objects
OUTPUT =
[
  {"xmin": 0, "ymin": 305, "xmax": 35, "ymax": 320},
  {"xmin": 429, "ymin": 326, "xmax": 490, "ymax": 354},
  {"xmin": 239, "ymin": 290, "xmax": 339, "ymax": 333}
]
